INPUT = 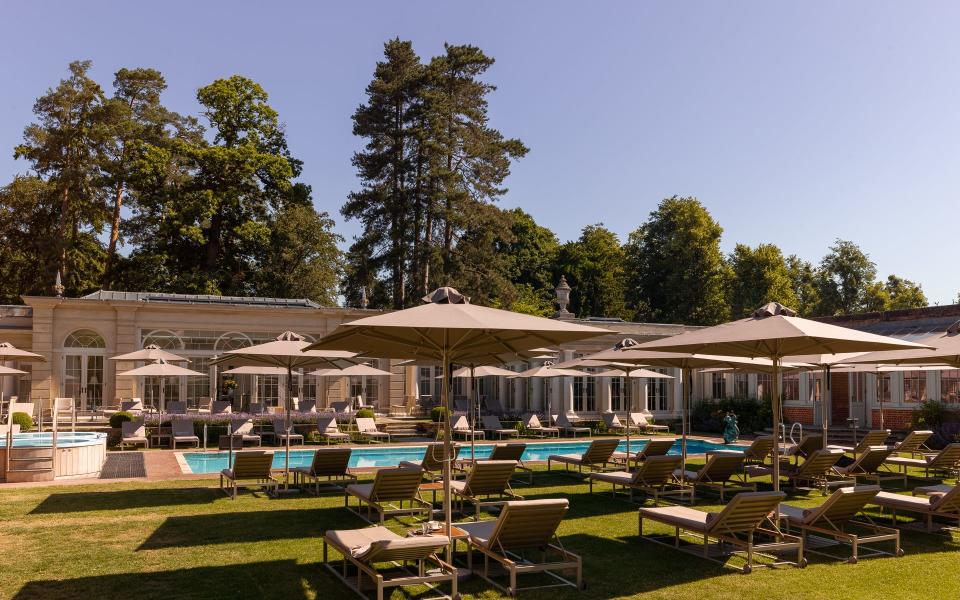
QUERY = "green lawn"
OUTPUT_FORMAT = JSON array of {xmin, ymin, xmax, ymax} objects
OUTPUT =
[{"xmin": 0, "ymin": 466, "xmax": 957, "ymax": 600}]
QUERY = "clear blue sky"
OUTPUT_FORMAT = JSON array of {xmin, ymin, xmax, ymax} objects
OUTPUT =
[{"xmin": 2, "ymin": 1, "xmax": 958, "ymax": 304}]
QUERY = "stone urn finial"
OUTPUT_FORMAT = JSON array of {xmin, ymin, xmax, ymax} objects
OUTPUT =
[{"xmin": 554, "ymin": 276, "xmax": 573, "ymax": 319}]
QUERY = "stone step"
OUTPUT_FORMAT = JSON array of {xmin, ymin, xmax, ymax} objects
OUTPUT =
[{"xmin": 5, "ymin": 468, "xmax": 55, "ymax": 483}]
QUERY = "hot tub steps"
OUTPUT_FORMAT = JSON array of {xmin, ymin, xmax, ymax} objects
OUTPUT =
[{"xmin": 5, "ymin": 448, "xmax": 55, "ymax": 482}]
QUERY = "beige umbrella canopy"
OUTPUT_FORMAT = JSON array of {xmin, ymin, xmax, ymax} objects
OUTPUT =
[
  {"xmin": 222, "ymin": 366, "xmax": 288, "ymax": 375},
  {"xmin": 0, "ymin": 366, "xmax": 27, "ymax": 376},
  {"xmin": 212, "ymin": 331, "xmax": 359, "ymax": 488},
  {"xmin": 110, "ymin": 344, "xmax": 189, "ymax": 363},
  {"xmin": 846, "ymin": 322, "xmax": 960, "ymax": 368},
  {"xmin": 634, "ymin": 302, "xmax": 931, "ymax": 492},
  {"xmin": 508, "ymin": 363, "xmax": 584, "ymax": 425},
  {"xmin": 449, "ymin": 365, "xmax": 519, "ymax": 460},
  {"xmin": 309, "ymin": 363, "xmax": 393, "ymax": 377},
  {"xmin": 308, "ymin": 287, "xmax": 608, "ymax": 552},
  {"xmin": 119, "ymin": 359, "xmax": 207, "ymax": 411},
  {"xmin": 0, "ymin": 342, "xmax": 45, "ymax": 362}
]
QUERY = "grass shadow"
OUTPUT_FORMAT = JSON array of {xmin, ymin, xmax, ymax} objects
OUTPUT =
[
  {"xmin": 12, "ymin": 559, "xmax": 320, "ymax": 600},
  {"xmin": 29, "ymin": 487, "xmax": 218, "ymax": 514}
]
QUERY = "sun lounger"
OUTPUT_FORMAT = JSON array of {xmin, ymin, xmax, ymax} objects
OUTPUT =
[
  {"xmin": 211, "ymin": 400, "xmax": 233, "ymax": 415},
  {"xmin": 780, "ymin": 433, "xmax": 824, "ymax": 465},
  {"xmin": 832, "ymin": 446, "xmax": 901, "ymax": 485},
  {"xmin": 229, "ymin": 419, "xmax": 262, "ymax": 447},
  {"xmin": 355, "ymin": 417, "xmax": 390, "ymax": 443},
  {"xmin": 456, "ymin": 499, "xmax": 582, "ymax": 595},
  {"xmin": 292, "ymin": 447, "xmax": 357, "ymax": 494},
  {"xmin": 482, "ymin": 415, "xmax": 519, "ymax": 440},
  {"xmin": 602, "ymin": 412, "xmax": 638, "ymax": 435},
  {"xmin": 171, "ymin": 419, "xmax": 199, "ymax": 448},
  {"xmin": 589, "ymin": 454, "xmax": 690, "ymax": 504},
  {"xmin": 885, "ymin": 443, "xmax": 960, "ymax": 480},
  {"xmin": 779, "ymin": 485, "xmax": 901, "ymax": 563},
  {"xmin": 639, "ymin": 491, "xmax": 804, "ymax": 573},
  {"xmin": 451, "ymin": 460, "xmax": 523, "ymax": 519},
  {"xmin": 547, "ymin": 438, "xmax": 620, "ymax": 474},
  {"xmin": 612, "ymin": 437, "xmax": 677, "ymax": 466},
  {"xmin": 270, "ymin": 417, "xmax": 304, "ymax": 446},
  {"xmin": 329, "ymin": 400, "xmax": 351, "ymax": 416},
  {"xmin": 165, "ymin": 401, "xmax": 187, "ymax": 416},
  {"xmin": 675, "ymin": 452, "xmax": 755, "ymax": 501},
  {"xmin": 296, "ymin": 399, "xmax": 317, "ymax": 413},
  {"xmin": 746, "ymin": 448, "xmax": 845, "ymax": 491},
  {"xmin": 195, "ymin": 397, "xmax": 212, "ymax": 414},
  {"xmin": 344, "ymin": 467, "xmax": 431, "ymax": 524},
  {"xmin": 120, "ymin": 419, "xmax": 149, "ymax": 449},
  {"xmin": 630, "ymin": 412, "xmax": 670, "ymax": 433},
  {"xmin": 219, "ymin": 450, "xmax": 277, "ymax": 499},
  {"xmin": 317, "ymin": 415, "xmax": 350, "ymax": 444},
  {"xmin": 523, "ymin": 414, "xmax": 559, "ymax": 438},
  {"xmin": 119, "ymin": 400, "xmax": 143, "ymax": 415},
  {"xmin": 449, "ymin": 415, "xmax": 484, "ymax": 441},
  {"xmin": 456, "ymin": 443, "xmax": 533, "ymax": 484},
  {"xmin": 323, "ymin": 526, "xmax": 457, "ymax": 600},
  {"xmin": 248, "ymin": 402, "xmax": 264, "ymax": 415},
  {"xmin": 715, "ymin": 435, "xmax": 775, "ymax": 466},
  {"xmin": 872, "ymin": 484, "xmax": 960, "ymax": 533},
  {"xmin": 555, "ymin": 413, "xmax": 590, "ymax": 437},
  {"xmin": 400, "ymin": 443, "xmax": 460, "ymax": 481},
  {"xmin": 827, "ymin": 430, "xmax": 890, "ymax": 456},
  {"xmin": 890, "ymin": 430, "xmax": 934, "ymax": 457}
]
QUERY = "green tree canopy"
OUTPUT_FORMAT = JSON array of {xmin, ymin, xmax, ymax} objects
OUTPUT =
[
  {"xmin": 625, "ymin": 196, "xmax": 729, "ymax": 325},
  {"xmin": 813, "ymin": 239, "xmax": 877, "ymax": 315},
  {"xmin": 785, "ymin": 255, "xmax": 820, "ymax": 316},
  {"xmin": 728, "ymin": 243, "xmax": 798, "ymax": 317},
  {"xmin": 556, "ymin": 224, "xmax": 627, "ymax": 319}
]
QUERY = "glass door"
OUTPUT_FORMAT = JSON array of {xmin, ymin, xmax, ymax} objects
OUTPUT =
[
  {"xmin": 85, "ymin": 355, "xmax": 103, "ymax": 411},
  {"xmin": 62, "ymin": 353, "xmax": 104, "ymax": 412}
]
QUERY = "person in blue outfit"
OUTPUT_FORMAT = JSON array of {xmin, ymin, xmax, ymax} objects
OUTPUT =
[{"xmin": 722, "ymin": 410, "xmax": 740, "ymax": 444}]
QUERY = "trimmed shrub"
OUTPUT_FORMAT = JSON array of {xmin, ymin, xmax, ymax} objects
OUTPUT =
[
  {"xmin": 355, "ymin": 408, "xmax": 375, "ymax": 419},
  {"xmin": 11, "ymin": 412, "xmax": 33, "ymax": 431},
  {"xmin": 691, "ymin": 397, "xmax": 772, "ymax": 435},
  {"xmin": 430, "ymin": 406, "xmax": 447, "ymax": 423},
  {"xmin": 109, "ymin": 411, "xmax": 135, "ymax": 429}
]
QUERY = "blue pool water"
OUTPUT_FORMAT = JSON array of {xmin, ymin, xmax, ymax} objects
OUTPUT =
[
  {"xmin": 0, "ymin": 431, "xmax": 106, "ymax": 448},
  {"xmin": 181, "ymin": 438, "xmax": 744, "ymax": 473}
]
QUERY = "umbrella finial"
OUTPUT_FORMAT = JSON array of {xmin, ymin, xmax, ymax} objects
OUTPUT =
[
  {"xmin": 752, "ymin": 302, "xmax": 797, "ymax": 318},
  {"xmin": 422, "ymin": 287, "xmax": 470, "ymax": 305},
  {"xmin": 614, "ymin": 338, "xmax": 640, "ymax": 351},
  {"xmin": 276, "ymin": 331, "xmax": 305, "ymax": 342},
  {"xmin": 542, "ymin": 360, "xmax": 555, "ymax": 367}
]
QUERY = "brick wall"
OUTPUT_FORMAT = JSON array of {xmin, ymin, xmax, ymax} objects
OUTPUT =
[
  {"xmin": 871, "ymin": 408, "xmax": 914, "ymax": 430},
  {"xmin": 783, "ymin": 406, "xmax": 814, "ymax": 425}
]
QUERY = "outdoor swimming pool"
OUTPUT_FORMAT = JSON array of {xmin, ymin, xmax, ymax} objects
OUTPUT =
[{"xmin": 180, "ymin": 438, "xmax": 744, "ymax": 473}]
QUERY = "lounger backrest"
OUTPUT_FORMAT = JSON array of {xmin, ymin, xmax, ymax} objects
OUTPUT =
[
  {"xmin": 797, "ymin": 449, "xmax": 844, "ymax": 476},
  {"xmin": 854, "ymin": 430, "xmax": 890, "ymax": 453},
  {"xmin": 806, "ymin": 485, "xmax": 880, "ymax": 525},
  {"xmin": 490, "ymin": 443, "xmax": 526, "ymax": 461},
  {"xmin": 634, "ymin": 455, "xmax": 682, "ymax": 486},
  {"xmin": 122, "ymin": 419, "xmax": 145, "ymax": 438},
  {"xmin": 54, "ymin": 397, "xmax": 73, "ymax": 411},
  {"xmin": 482, "ymin": 415, "xmax": 505, "ymax": 430},
  {"xmin": 420, "ymin": 443, "xmax": 448, "ymax": 471},
  {"xmin": 629, "ymin": 412, "xmax": 650, "ymax": 426},
  {"xmin": 849, "ymin": 446, "xmax": 893, "ymax": 474},
  {"xmin": 370, "ymin": 467, "xmax": 424, "ymax": 502},
  {"xmin": 232, "ymin": 419, "xmax": 254, "ymax": 435},
  {"xmin": 698, "ymin": 453, "xmax": 746, "ymax": 482},
  {"xmin": 583, "ymin": 438, "xmax": 621, "ymax": 463},
  {"xmin": 317, "ymin": 416, "xmax": 340, "ymax": 434},
  {"xmin": 330, "ymin": 401, "xmax": 350, "ymax": 413},
  {"xmin": 897, "ymin": 430, "xmax": 933, "ymax": 453},
  {"xmin": 172, "ymin": 420, "xmax": 194, "ymax": 436},
  {"xmin": 249, "ymin": 403, "xmax": 264, "ymax": 414},
  {"xmin": 271, "ymin": 418, "xmax": 288, "ymax": 434},
  {"xmin": 929, "ymin": 443, "xmax": 960, "ymax": 469},
  {"xmin": 796, "ymin": 434, "xmax": 824, "ymax": 455},
  {"xmin": 309, "ymin": 447, "xmax": 352, "ymax": 476},
  {"xmin": 449, "ymin": 415, "xmax": 469, "ymax": 431},
  {"xmin": 707, "ymin": 491, "xmax": 785, "ymax": 535},
  {"xmin": 744, "ymin": 435, "xmax": 775, "ymax": 460},
  {"xmin": 230, "ymin": 451, "xmax": 274, "ymax": 478},
  {"xmin": 602, "ymin": 413, "xmax": 621, "ymax": 428},
  {"xmin": 930, "ymin": 484, "xmax": 960, "ymax": 512},
  {"xmin": 120, "ymin": 400, "xmax": 142, "ymax": 412},
  {"xmin": 524, "ymin": 414, "xmax": 543, "ymax": 429},
  {"xmin": 463, "ymin": 460, "xmax": 517, "ymax": 495},
  {"xmin": 358, "ymin": 536, "xmax": 450, "ymax": 563},
  {"xmin": 486, "ymin": 499, "xmax": 569, "ymax": 552},
  {"xmin": 298, "ymin": 400, "xmax": 317, "ymax": 413},
  {"xmin": 555, "ymin": 414, "xmax": 577, "ymax": 428},
  {"xmin": 640, "ymin": 438, "xmax": 676, "ymax": 458},
  {"xmin": 212, "ymin": 401, "xmax": 233, "ymax": 414},
  {"xmin": 166, "ymin": 401, "xmax": 187, "ymax": 415},
  {"xmin": 356, "ymin": 417, "xmax": 378, "ymax": 434}
]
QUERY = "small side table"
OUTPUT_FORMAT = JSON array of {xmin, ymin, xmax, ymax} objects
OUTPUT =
[
  {"xmin": 150, "ymin": 432, "xmax": 171, "ymax": 448},
  {"xmin": 419, "ymin": 481, "xmax": 445, "ymax": 506}
]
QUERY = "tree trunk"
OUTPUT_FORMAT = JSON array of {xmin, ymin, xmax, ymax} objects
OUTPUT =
[
  {"xmin": 102, "ymin": 182, "xmax": 124, "ymax": 289},
  {"xmin": 57, "ymin": 185, "xmax": 71, "ymax": 281}
]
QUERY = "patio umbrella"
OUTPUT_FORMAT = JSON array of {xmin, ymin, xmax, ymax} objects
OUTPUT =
[
  {"xmin": 0, "ymin": 342, "xmax": 45, "ymax": 362},
  {"xmin": 508, "ymin": 362, "xmax": 585, "ymax": 425},
  {"xmin": 211, "ymin": 331, "xmax": 358, "ymax": 489},
  {"xmin": 221, "ymin": 365, "xmax": 288, "ymax": 412},
  {"xmin": 632, "ymin": 302, "xmax": 930, "ymax": 491},
  {"xmin": 561, "ymin": 350, "xmax": 674, "ymax": 461},
  {"xmin": 310, "ymin": 363, "xmax": 393, "ymax": 411},
  {"xmin": 109, "ymin": 344, "xmax": 189, "ymax": 363},
  {"xmin": 118, "ymin": 359, "xmax": 207, "ymax": 411},
  {"xmin": 307, "ymin": 287, "xmax": 608, "ymax": 554},
  {"xmin": 450, "ymin": 365, "xmax": 517, "ymax": 460},
  {"xmin": 784, "ymin": 353, "xmax": 866, "ymax": 447},
  {"xmin": 0, "ymin": 365, "xmax": 27, "ymax": 412}
]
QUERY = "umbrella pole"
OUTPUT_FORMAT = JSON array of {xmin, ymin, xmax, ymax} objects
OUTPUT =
[
  {"xmin": 681, "ymin": 367, "xmax": 690, "ymax": 482},
  {"xmin": 441, "ymin": 345, "xmax": 453, "ymax": 563},
  {"xmin": 772, "ymin": 358, "xmax": 781, "ymax": 493},
  {"xmin": 624, "ymin": 371, "xmax": 631, "ymax": 466},
  {"xmin": 470, "ymin": 365, "xmax": 476, "ymax": 462},
  {"xmin": 285, "ymin": 366, "xmax": 292, "ymax": 491},
  {"xmin": 823, "ymin": 366, "xmax": 831, "ymax": 447}
]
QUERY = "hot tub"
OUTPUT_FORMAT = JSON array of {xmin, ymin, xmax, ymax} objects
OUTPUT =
[{"xmin": 0, "ymin": 431, "xmax": 107, "ymax": 482}]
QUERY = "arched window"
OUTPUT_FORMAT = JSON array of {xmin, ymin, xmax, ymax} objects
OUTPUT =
[
  {"xmin": 142, "ymin": 329, "xmax": 184, "ymax": 349},
  {"xmin": 64, "ymin": 329, "xmax": 105, "ymax": 348},
  {"xmin": 215, "ymin": 332, "xmax": 252, "ymax": 351}
]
